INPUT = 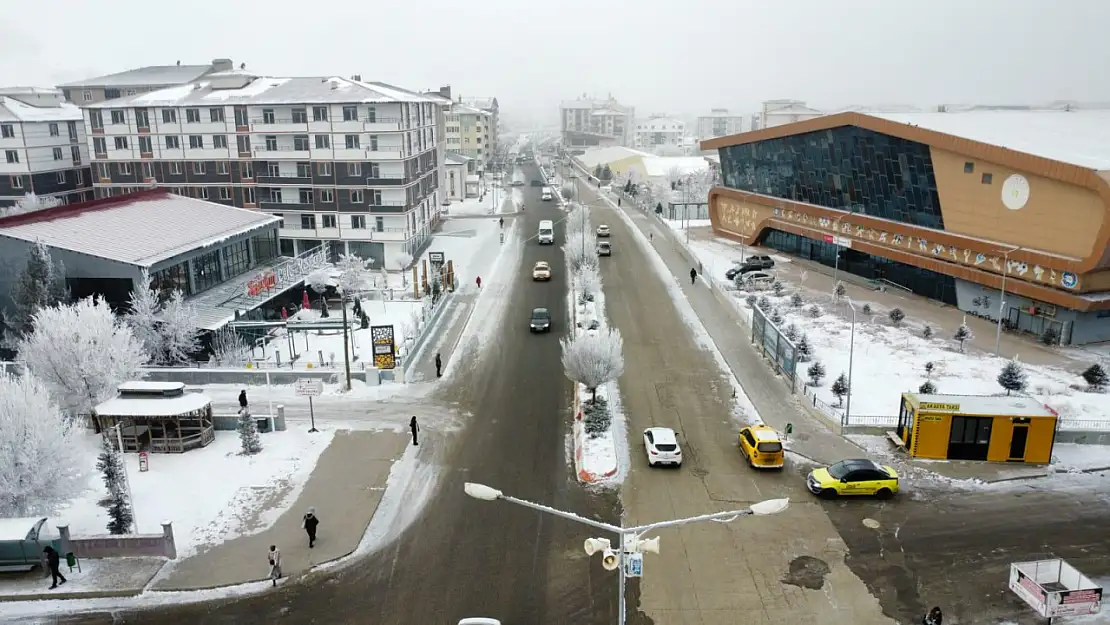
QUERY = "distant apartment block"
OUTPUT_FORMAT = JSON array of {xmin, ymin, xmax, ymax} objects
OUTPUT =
[
  {"xmin": 444, "ymin": 102, "xmax": 492, "ymax": 171},
  {"xmin": 81, "ymin": 70, "xmax": 442, "ymax": 266},
  {"xmin": 560, "ymin": 96, "xmax": 634, "ymax": 152},
  {"xmin": 458, "ymin": 96, "xmax": 499, "ymax": 158},
  {"xmin": 696, "ymin": 109, "xmax": 744, "ymax": 140},
  {"xmin": 57, "ymin": 58, "xmax": 235, "ymax": 105},
  {"xmin": 0, "ymin": 88, "xmax": 92, "ymax": 207},
  {"xmin": 632, "ymin": 115, "xmax": 686, "ymax": 154},
  {"xmin": 752, "ymin": 100, "xmax": 825, "ymax": 130}
]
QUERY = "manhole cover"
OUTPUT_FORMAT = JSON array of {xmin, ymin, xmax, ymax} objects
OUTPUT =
[{"xmin": 862, "ymin": 518, "xmax": 881, "ymax": 529}]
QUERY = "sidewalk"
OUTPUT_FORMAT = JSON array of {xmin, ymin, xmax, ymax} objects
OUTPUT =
[
  {"xmin": 0, "ymin": 557, "xmax": 166, "ymax": 602},
  {"xmin": 408, "ymin": 291, "xmax": 477, "ymax": 382},
  {"xmin": 153, "ymin": 430, "xmax": 408, "ymax": 591}
]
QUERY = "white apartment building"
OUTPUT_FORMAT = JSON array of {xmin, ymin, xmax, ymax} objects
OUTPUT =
[
  {"xmin": 57, "ymin": 59, "xmax": 232, "ymax": 105},
  {"xmin": 696, "ymin": 109, "xmax": 744, "ymax": 140},
  {"xmin": 560, "ymin": 96, "xmax": 634, "ymax": 152},
  {"xmin": 752, "ymin": 100, "xmax": 824, "ymax": 130},
  {"xmin": 81, "ymin": 71, "xmax": 442, "ymax": 267},
  {"xmin": 458, "ymin": 96, "xmax": 499, "ymax": 160},
  {"xmin": 0, "ymin": 88, "xmax": 92, "ymax": 207},
  {"xmin": 632, "ymin": 115, "xmax": 686, "ymax": 154}
]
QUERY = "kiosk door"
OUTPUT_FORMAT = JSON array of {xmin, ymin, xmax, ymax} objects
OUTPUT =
[{"xmin": 948, "ymin": 416, "xmax": 992, "ymax": 461}]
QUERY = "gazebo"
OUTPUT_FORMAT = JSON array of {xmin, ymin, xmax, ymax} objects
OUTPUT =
[{"xmin": 94, "ymin": 382, "xmax": 215, "ymax": 453}]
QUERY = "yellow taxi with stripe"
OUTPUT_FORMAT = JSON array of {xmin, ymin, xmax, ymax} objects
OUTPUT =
[
  {"xmin": 807, "ymin": 459, "xmax": 899, "ymax": 499},
  {"xmin": 738, "ymin": 425, "xmax": 784, "ymax": 469}
]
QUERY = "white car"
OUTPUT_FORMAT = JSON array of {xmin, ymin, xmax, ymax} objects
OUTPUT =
[
  {"xmin": 743, "ymin": 271, "xmax": 775, "ymax": 288},
  {"xmin": 532, "ymin": 261, "xmax": 552, "ymax": 281},
  {"xmin": 596, "ymin": 224, "xmax": 610, "ymax": 237},
  {"xmin": 643, "ymin": 427, "xmax": 682, "ymax": 467},
  {"xmin": 458, "ymin": 619, "xmax": 501, "ymax": 625}
]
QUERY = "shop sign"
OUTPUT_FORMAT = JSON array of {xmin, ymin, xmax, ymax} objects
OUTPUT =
[
  {"xmin": 246, "ymin": 270, "xmax": 277, "ymax": 297},
  {"xmin": 919, "ymin": 402, "xmax": 960, "ymax": 412}
]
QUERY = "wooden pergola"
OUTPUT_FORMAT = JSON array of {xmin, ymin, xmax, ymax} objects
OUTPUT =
[{"xmin": 94, "ymin": 382, "xmax": 215, "ymax": 454}]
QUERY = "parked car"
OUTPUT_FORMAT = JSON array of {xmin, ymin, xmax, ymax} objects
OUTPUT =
[
  {"xmin": 531, "ymin": 180, "xmax": 543, "ymax": 187},
  {"xmin": 738, "ymin": 425, "xmax": 785, "ymax": 469},
  {"xmin": 741, "ymin": 271, "xmax": 775, "ymax": 288},
  {"xmin": 597, "ymin": 241, "xmax": 612, "ymax": 256},
  {"xmin": 746, "ymin": 254, "xmax": 775, "ymax": 269},
  {"xmin": 532, "ymin": 261, "xmax": 552, "ymax": 281},
  {"xmin": 807, "ymin": 459, "xmax": 899, "ymax": 499},
  {"xmin": 596, "ymin": 224, "xmax": 611, "ymax": 237},
  {"xmin": 510, "ymin": 180, "xmax": 525, "ymax": 187},
  {"xmin": 643, "ymin": 427, "xmax": 683, "ymax": 467},
  {"xmin": 458, "ymin": 619, "xmax": 501, "ymax": 625},
  {"xmin": 724, "ymin": 255, "xmax": 776, "ymax": 280},
  {"xmin": 529, "ymin": 307, "xmax": 552, "ymax": 332}
]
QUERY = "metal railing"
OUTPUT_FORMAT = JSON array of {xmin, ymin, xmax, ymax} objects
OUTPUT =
[
  {"xmin": 1060, "ymin": 419, "xmax": 1110, "ymax": 432},
  {"xmin": 800, "ymin": 383, "xmax": 843, "ymax": 426},
  {"xmin": 843, "ymin": 415, "xmax": 899, "ymax": 427}
]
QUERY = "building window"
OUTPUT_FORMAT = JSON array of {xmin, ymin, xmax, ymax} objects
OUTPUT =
[
  {"xmin": 117, "ymin": 162, "xmax": 132, "ymax": 175},
  {"xmin": 241, "ymin": 162, "xmax": 254, "ymax": 179},
  {"xmin": 189, "ymin": 135, "xmax": 204, "ymax": 149},
  {"xmin": 125, "ymin": 89, "xmax": 136, "ymax": 96},
  {"xmin": 269, "ymin": 188, "xmax": 282, "ymax": 202},
  {"xmin": 48, "ymin": 123, "xmax": 59, "ymax": 137},
  {"xmin": 343, "ymin": 106, "xmax": 358, "ymax": 121},
  {"xmin": 320, "ymin": 189, "xmax": 334, "ymax": 203},
  {"xmin": 138, "ymin": 136, "xmax": 153, "ymax": 153},
  {"xmin": 213, "ymin": 135, "xmax": 228, "ymax": 149},
  {"xmin": 219, "ymin": 186, "xmax": 231, "ymax": 200},
  {"xmin": 301, "ymin": 214, "xmax": 316, "ymax": 229},
  {"xmin": 317, "ymin": 162, "xmax": 332, "ymax": 176},
  {"xmin": 299, "ymin": 189, "xmax": 314, "ymax": 204},
  {"xmin": 345, "ymin": 135, "xmax": 360, "ymax": 149},
  {"xmin": 322, "ymin": 214, "xmax": 336, "ymax": 228},
  {"xmin": 114, "ymin": 137, "xmax": 129, "ymax": 149},
  {"xmin": 190, "ymin": 249, "xmax": 222, "ymax": 293},
  {"xmin": 55, "ymin": 171, "xmax": 66, "ymax": 184},
  {"xmin": 265, "ymin": 136, "xmax": 278, "ymax": 151},
  {"xmin": 351, "ymin": 215, "xmax": 366, "ymax": 229},
  {"xmin": 981, "ymin": 173, "xmax": 993, "ymax": 185},
  {"xmin": 312, "ymin": 106, "xmax": 328, "ymax": 122},
  {"xmin": 75, "ymin": 169, "xmax": 83, "ymax": 184},
  {"xmin": 198, "ymin": 187, "xmax": 209, "ymax": 199},
  {"xmin": 82, "ymin": 91, "xmax": 93, "ymax": 102},
  {"xmin": 244, "ymin": 187, "xmax": 256, "ymax": 204},
  {"xmin": 93, "ymin": 137, "xmax": 107, "ymax": 154},
  {"xmin": 193, "ymin": 161, "xmax": 206, "ymax": 174},
  {"xmin": 163, "ymin": 109, "xmax": 177, "ymax": 123},
  {"xmin": 292, "ymin": 108, "xmax": 308, "ymax": 124},
  {"xmin": 266, "ymin": 163, "xmax": 280, "ymax": 177},
  {"xmin": 10, "ymin": 175, "xmax": 22, "ymax": 189},
  {"xmin": 165, "ymin": 135, "xmax": 180, "ymax": 149},
  {"xmin": 350, "ymin": 189, "xmax": 364, "ymax": 203},
  {"xmin": 963, "ymin": 161, "xmax": 974, "ymax": 174},
  {"xmin": 369, "ymin": 135, "xmax": 379, "ymax": 151},
  {"xmin": 222, "ymin": 239, "xmax": 251, "ymax": 277},
  {"xmin": 170, "ymin": 161, "xmax": 183, "ymax": 175},
  {"xmin": 151, "ymin": 261, "xmax": 189, "ymax": 297},
  {"xmin": 262, "ymin": 109, "xmax": 275, "ymax": 124},
  {"xmin": 0, "ymin": 124, "xmax": 13, "ymax": 138},
  {"xmin": 110, "ymin": 110, "xmax": 126, "ymax": 124},
  {"xmin": 142, "ymin": 162, "xmax": 154, "ymax": 179},
  {"xmin": 89, "ymin": 110, "xmax": 103, "ymax": 130},
  {"xmin": 375, "ymin": 216, "xmax": 384, "ymax": 231},
  {"xmin": 217, "ymin": 161, "xmax": 229, "ymax": 175},
  {"xmin": 293, "ymin": 135, "xmax": 310, "ymax": 151},
  {"xmin": 209, "ymin": 108, "xmax": 225, "ymax": 123},
  {"xmin": 96, "ymin": 163, "xmax": 109, "ymax": 178},
  {"xmin": 296, "ymin": 162, "xmax": 311, "ymax": 178},
  {"xmin": 186, "ymin": 109, "xmax": 201, "ymax": 123},
  {"xmin": 347, "ymin": 162, "xmax": 361, "ymax": 176},
  {"xmin": 52, "ymin": 147, "xmax": 63, "ymax": 161},
  {"xmin": 315, "ymin": 134, "xmax": 330, "ymax": 149}
]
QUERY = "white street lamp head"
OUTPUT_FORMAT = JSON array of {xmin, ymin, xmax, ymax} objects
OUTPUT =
[
  {"xmin": 463, "ymin": 482, "xmax": 503, "ymax": 501},
  {"xmin": 750, "ymin": 498, "xmax": 790, "ymax": 516}
]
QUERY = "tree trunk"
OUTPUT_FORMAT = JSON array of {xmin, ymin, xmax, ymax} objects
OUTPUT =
[{"xmin": 590, "ymin": 386, "xmax": 597, "ymax": 402}]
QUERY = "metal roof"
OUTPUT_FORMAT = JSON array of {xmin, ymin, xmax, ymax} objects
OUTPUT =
[
  {"xmin": 460, "ymin": 97, "xmax": 496, "ymax": 110},
  {"xmin": 57, "ymin": 64, "xmax": 215, "ymax": 88},
  {"xmin": 907, "ymin": 393, "xmax": 1057, "ymax": 418},
  {"xmin": 0, "ymin": 95, "xmax": 83, "ymax": 123},
  {"xmin": 84, "ymin": 75, "xmax": 441, "ymax": 109},
  {"xmin": 0, "ymin": 190, "xmax": 279, "ymax": 267}
]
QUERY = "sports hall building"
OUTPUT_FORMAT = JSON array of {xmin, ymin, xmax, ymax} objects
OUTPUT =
[{"xmin": 703, "ymin": 108, "xmax": 1110, "ymax": 345}]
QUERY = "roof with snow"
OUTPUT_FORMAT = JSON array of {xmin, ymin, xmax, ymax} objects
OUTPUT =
[
  {"xmin": 906, "ymin": 393, "xmax": 1057, "ymax": 418},
  {"xmin": 57, "ymin": 64, "xmax": 216, "ymax": 88},
  {"xmin": 459, "ymin": 96, "xmax": 497, "ymax": 110},
  {"xmin": 635, "ymin": 117, "xmax": 685, "ymax": 131},
  {"xmin": 578, "ymin": 146, "xmax": 653, "ymax": 168},
  {"xmin": 445, "ymin": 152, "xmax": 470, "ymax": 165},
  {"xmin": 0, "ymin": 95, "xmax": 83, "ymax": 123},
  {"xmin": 591, "ymin": 108, "xmax": 627, "ymax": 116},
  {"xmin": 0, "ymin": 190, "xmax": 280, "ymax": 267},
  {"xmin": 641, "ymin": 156, "xmax": 711, "ymax": 178},
  {"xmin": 95, "ymin": 391, "xmax": 212, "ymax": 418},
  {"xmin": 865, "ymin": 110, "xmax": 1110, "ymax": 171},
  {"xmin": 84, "ymin": 76, "xmax": 441, "ymax": 109}
]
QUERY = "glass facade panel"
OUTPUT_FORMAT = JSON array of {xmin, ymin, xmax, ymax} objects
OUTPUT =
[
  {"xmin": 253, "ymin": 231, "xmax": 279, "ymax": 263},
  {"xmin": 760, "ymin": 228, "xmax": 957, "ymax": 305},
  {"xmin": 150, "ymin": 261, "xmax": 189, "ymax": 298},
  {"xmin": 719, "ymin": 127, "xmax": 945, "ymax": 229},
  {"xmin": 222, "ymin": 240, "xmax": 251, "ymax": 279},
  {"xmin": 191, "ymin": 250, "xmax": 222, "ymax": 293}
]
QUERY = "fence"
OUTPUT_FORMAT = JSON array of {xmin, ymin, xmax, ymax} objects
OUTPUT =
[
  {"xmin": 750, "ymin": 305, "xmax": 799, "ymax": 389},
  {"xmin": 58, "ymin": 522, "xmax": 177, "ymax": 560},
  {"xmin": 800, "ymin": 383, "xmax": 843, "ymax": 427}
]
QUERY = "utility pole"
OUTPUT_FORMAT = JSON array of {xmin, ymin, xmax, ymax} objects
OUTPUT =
[{"xmin": 340, "ymin": 291, "xmax": 352, "ymax": 392}]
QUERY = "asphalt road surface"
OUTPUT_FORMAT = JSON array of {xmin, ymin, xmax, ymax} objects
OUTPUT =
[{"xmin": 54, "ymin": 162, "xmax": 620, "ymax": 624}]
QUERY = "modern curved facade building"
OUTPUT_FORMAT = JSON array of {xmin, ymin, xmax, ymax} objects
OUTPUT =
[{"xmin": 702, "ymin": 109, "xmax": 1110, "ymax": 345}]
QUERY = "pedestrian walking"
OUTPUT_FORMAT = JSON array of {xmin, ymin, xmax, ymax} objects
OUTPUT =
[
  {"xmin": 409, "ymin": 416, "xmax": 420, "ymax": 446},
  {"xmin": 267, "ymin": 545, "xmax": 282, "ymax": 586},
  {"xmin": 435, "ymin": 352, "xmax": 442, "ymax": 378},
  {"xmin": 922, "ymin": 607, "xmax": 942, "ymax": 625},
  {"xmin": 649, "ymin": 231, "xmax": 653, "ymax": 242},
  {"xmin": 238, "ymin": 389, "xmax": 248, "ymax": 411},
  {"xmin": 302, "ymin": 508, "xmax": 319, "ymax": 548},
  {"xmin": 690, "ymin": 267, "xmax": 698, "ymax": 285},
  {"xmin": 499, "ymin": 217, "xmax": 504, "ymax": 228},
  {"xmin": 475, "ymin": 276, "xmax": 482, "ymax": 289},
  {"xmin": 43, "ymin": 546, "xmax": 66, "ymax": 589}
]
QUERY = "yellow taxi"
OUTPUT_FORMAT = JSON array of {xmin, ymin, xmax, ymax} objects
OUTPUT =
[
  {"xmin": 738, "ymin": 425, "xmax": 784, "ymax": 469},
  {"xmin": 807, "ymin": 459, "xmax": 899, "ymax": 499}
]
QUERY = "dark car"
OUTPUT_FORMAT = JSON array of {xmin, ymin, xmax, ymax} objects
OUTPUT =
[
  {"xmin": 530, "ymin": 180, "xmax": 543, "ymax": 187},
  {"xmin": 724, "ymin": 255, "xmax": 775, "ymax": 280},
  {"xmin": 530, "ymin": 307, "xmax": 551, "ymax": 332}
]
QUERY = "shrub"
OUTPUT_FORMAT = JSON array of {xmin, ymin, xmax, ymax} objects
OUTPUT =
[
  {"xmin": 919, "ymin": 380, "xmax": 937, "ymax": 394},
  {"xmin": 807, "ymin": 361, "xmax": 826, "ymax": 387},
  {"xmin": 861, "ymin": 303, "xmax": 872, "ymax": 316},
  {"xmin": 924, "ymin": 361, "xmax": 935, "ymax": 377},
  {"xmin": 769, "ymin": 308, "xmax": 784, "ymax": 324},
  {"xmin": 922, "ymin": 325, "xmax": 934, "ymax": 339},
  {"xmin": 834, "ymin": 282, "xmax": 846, "ymax": 299},
  {"xmin": 795, "ymin": 333, "xmax": 813, "ymax": 362},
  {"xmin": 757, "ymin": 296, "xmax": 772, "ymax": 312},
  {"xmin": 888, "ymin": 308, "xmax": 905, "ymax": 326},
  {"xmin": 808, "ymin": 304, "xmax": 822, "ymax": 319},
  {"xmin": 1041, "ymin": 327, "xmax": 1060, "ymax": 346},
  {"xmin": 745, "ymin": 294, "xmax": 757, "ymax": 308},
  {"xmin": 954, "ymin": 323, "xmax": 973, "ymax": 352},
  {"xmin": 1081, "ymin": 363, "xmax": 1108, "ymax": 391},
  {"xmin": 997, "ymin": 359, "xmax": 1028, "ymax": 395},
  {"xmin": 582, "ymin": 396, "xmax": 612, "ymax": 436},
  {"xmin": 772, "ymin": 281, "xmax": 786, "ymax": 297},
  {"xmin": 790, "ymin": 293, "xmax": 803, "ymax": 308},
  {"xmin": 784, "ymin": 323, "xmax": 800, "ymax": 341}
]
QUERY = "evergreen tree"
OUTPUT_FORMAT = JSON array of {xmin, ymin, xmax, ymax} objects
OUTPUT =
[
  {"xmin": 997, "ymin": 359, "xmax": 1028, "ymax": 395},
  {"xmin": 769, "ymin": 308, "xmax": 784, "ymax": 325},
  {"xmin": 9, "ymin": 241, "xmax": 66, "ymax": 337},
  {"xmin": 95, "ymin": 434, "xmax": 133, "ymax": 535},
  {"xmin": 918, "ymin": 380, "xmax": 937, "ymax": 394},
  {"xmin": 757, "ymin": 295, "xmax": 772, "ymax": 312},
  {"xmin": 1082, "ymin": 363, "xmax": 1108, "ymax": 391},
  {"xmin": 784, "ymin": 323, "xmax": 799, "ymax": 341},
  {"xmin": 772, "ymin": 280, "xmax": 786, "ymax": 297},
  {"xmin": 238, "ymin": 408, "xmax": 263, "ymax": 454},
  {"xmin": 96, "ymin": 433, "xmax": 124, "ymax": 494},
  {"xmin": 888, "ymin": 307, "xmax": 905, "ymax": 326},
  {"xmin": 834, "ymin": 282, "xmax": 846, "ymax": 299},
  {"xmin": 790, "ymin": 293, "xmax": 803, "ymax": 308},
  {"xmin": 745, "ymin": 294, "xmax": 757, "ymax": 308},
  {"xmin": 795, "ymin": 333, "xmax": 813, "ymax": 362},
  {"xmin": 953, "ymin": 322, "xmax": 972, "ymax": 352},
  {"xmin": 861, "ymin": 303, "xmax": 872, "ymax": 316},
  {"xmin": 924, "ymin": 361, "xmax": 935, "ymax": 377},
  {"xmin": 106, "ymin": 489, "xmax": 134, "ymax": 535},
  {"xmin": 922, "ymin": 325, "xmax": 934, "ymax": 339},
  {"xmin": 594, "ymin": 164, "xmax": 603, "ymax": 179},
  {"xmin": 602, "ymin": 164, "xmax": 613, "ymax": 181},
  {"xmin": 1040, "ymin": 327, "xmax": 1060, "ymax": 346},
  {"xmin": 806, "ymin": 361, "xmax": 826, "ymax": 387},
  {"xmin": 582, "ymin": 396, "xmax": 612, "ymax": 437},
  {"xmin": 831, "ymin": 372, "xmax": 850, "ymax": 406},
  {"xmin": 808, "ymin": 304, "xmax": 822, "ymax": 319}
]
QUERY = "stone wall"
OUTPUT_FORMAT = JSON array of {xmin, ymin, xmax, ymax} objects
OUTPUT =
[{"xmin": 59, "ymin": 522, "xmax": 176, "ymax": 560}]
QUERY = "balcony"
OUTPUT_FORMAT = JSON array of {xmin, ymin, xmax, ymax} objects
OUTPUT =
[
  {"xmin": 253, "ymin": 145, "xmax": 311, "ymax": 160},
  {"xmin": 363, "ymin": 118, "xmax": 402, "ymax": 132},
  {"xmin": 259, "ymin": 201, "xmax": 314, "ymax": 212},
  {"xmin": 368, "ymin": 201, "xmax": 407, "ymax": 214},
  {"xmin": 365, "ymin": 148, "xmax": 404, "ymax": 160},
  {"xmin": 367, "ymin": 227, "xmax": 407, "ymax": 241},
  {"xmin": 249, "ymin": 118, "xmax": 310, "ymax": 133},
  {"xmin": 365, "ymin": 176, "xmax": 406, "ymax": 186},
  {"xmin": 256, "ymin": 174, "xmax": 313, "ymax": 185}
]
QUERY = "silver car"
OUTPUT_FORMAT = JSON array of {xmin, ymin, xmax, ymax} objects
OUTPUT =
[{"xmin": 597, "ymin": 241, "xmax": 612, "ymax": 256}]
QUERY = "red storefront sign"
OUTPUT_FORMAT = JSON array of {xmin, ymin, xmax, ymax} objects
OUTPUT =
[{"xmin": 246, "ymin": 271, "xmax": 277, "ymax": 297}]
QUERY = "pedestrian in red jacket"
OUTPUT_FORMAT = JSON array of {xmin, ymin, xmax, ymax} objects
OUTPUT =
[{"xmin": 476, "ymin": 276, "xmax": 482, "ymax": 289}]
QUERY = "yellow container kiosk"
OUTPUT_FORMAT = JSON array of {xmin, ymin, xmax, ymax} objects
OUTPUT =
[{"xmin": 896, "ymin": 393, "xmax": 1058, "ymax": 463}]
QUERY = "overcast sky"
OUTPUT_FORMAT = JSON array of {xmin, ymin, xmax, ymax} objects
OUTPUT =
[{"xmin": 2, "ymin": 0, "xmax": 1107, "ymax": 126}]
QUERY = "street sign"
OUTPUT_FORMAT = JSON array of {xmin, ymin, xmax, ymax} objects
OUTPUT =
[
  {"xmin": 624, "ymin": 552, "xmax": 643, "ymax": 577},
  {"xmin": 822, "ymin": 235, "xmax": 852, "ymax": 248},
  {"xmin": 295, "ymin": 378, "xmax": 323, "ymax": 396},
  {"xmin": 138, "ymin": 452, "xmax": 149, "ymax": 472},
  {"xmin": 429, "ymin": 251, "xmax": 445, "ymax": 265}
]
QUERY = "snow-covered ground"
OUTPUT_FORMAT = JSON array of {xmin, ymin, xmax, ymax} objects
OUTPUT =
[
  {"xmin": 665, "ymin": 218, "xmax": 712, "ymax": 231},
  {"xmin": 687, "ymin": 235, "xmax": 1110, "ymax": 424},
  {"xmin": 55, "ymin": 428, "xmax": 334, "ymax": 559}
]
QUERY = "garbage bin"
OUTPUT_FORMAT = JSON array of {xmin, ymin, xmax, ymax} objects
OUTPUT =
[
  {"xmin": 65, "ymin": 552, "xmax": 76, "ymax": 568},
  {"xmin": 256, "ymin": 417, "xmax": 272, "ymax": 434}
]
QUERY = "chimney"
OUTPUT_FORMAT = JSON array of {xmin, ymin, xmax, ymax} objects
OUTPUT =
[
  {"xmin": 176, "ymin": 60, "xmax": 181, "ymax": 66},
  {"xmin": 351, "ymin": 74, "xmax": 362, "ymax": 81},
  {"xmin": 211, "ymin": 58, "xmax": 233, "ymax": 72}
]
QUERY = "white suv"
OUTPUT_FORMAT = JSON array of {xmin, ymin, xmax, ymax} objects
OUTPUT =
[{"xmin": 643, "ymin": 427, "xmax": 683, "ymax": 467}]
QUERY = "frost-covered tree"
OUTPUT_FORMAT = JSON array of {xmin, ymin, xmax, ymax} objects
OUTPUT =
[
  {"xmin": 561, "ymin": 183, "xmax": 575, "ymax": 201},
  {"xmin": 745, "ymin": 294, "xmax": 757, "ymax": 308},
  {"xmin": 806, "ymin": 361, "xmax": 826, "ymax": 387},
  {"xmin": 953, "ymin": 322, "xmax": 972, "ymax": 352},
  {"xmin": 834, "ymin": 282, "xmax": 846, "ymax": 299},
  {"xmin": 127, "ymin": 270, "xmax": 163, "ymax": 359},
  {"xmin": 795, "ymin": 333, "xmax": 813, "ymax": 362},
  {"xmin": 0, "ymin": 192, "xmax": 62, "ymax": 217},
  {"xmin": 922, "ymin": 325, "xmax": 934, "ymax": 340},
  {"xmin": 808, "ymin": 304, "xmax": 822, "ymax": 319},
  {"xmin": 237, "ymin": 408, "xmax": 263, "ymax": 455},
  {"xmin": 790, "ymin": 293, "xmax": 803, "ymax": 308},
  {"xmin": 0, "ymin": 373, "xmax": 83, "ymax": 516},
  {"xmin": 563, "ymin": 230, "xmax": 599, "ymax": 272},
  {"xmin": 784, "ymin": 323, "xmax": 799, "ymax": 341},
  {"xmin": 757, "ymin": 295, "xmax": 772, "ymax": 312},
  {"xmin": 831, "ymin": 372, "xmax": 850, "ymax": 406},
  {"xmin": 159, "ymin": 290, "xmax": 200, "ymax": 365},
  {"xmin": 19, "ymin": 297, "xmax": 147, "ymax": 418},
  {"xmin": 1082, "ymin": 363, "xmax": 1108, "ymax": 391},
  {"xmin": 772, "ymin": 280, "xmax": 786, "ymax": 297},
  {"xmin": 564, "ymin": 203, "xmax": 591, "ymax": 236},
  {"xmin": 391, "ymin": 253, "xmax": 414, "ymax": 287},
  {"xmin": 888, "ymin": 307, "xmax": 905, "ymax": 327},
  {"xmin": 210, "ymin": 325, "xmax": 250, "ymax": 366},
  {"xmin": 769, "ymin": 308, "xmax": 784, "ymax": 325},
  {"xmin": 918, "ymin": 380, "xmax": 938, "ymax": 394},
  {"xmin": 9, "ymin": 241, "xmax": 67, "ymax": 338},
  {"xmin": 560, "ymin": 327, "xmax": 625, "ymax": 402},
  {"xmin": 306, "ymin": 268, "xmax": 333, "ymax": 295},
  {"xmin": 96, "ymin": 433, "xmax": 133, "ymax": 534},
  {"xmin": 997, "ymin": 359, "xmax": 1028, "ymax": 395},
  {"xmin": 576, "ymin": 267, "xmax": 602, "ymax": 303},
  {"xmin": 924, "ymin": 361, "xmax": 935, "ymax": 377},
  {"xmin": 336, "ymin": 253, "xmax": 373, "ymax": 296}
]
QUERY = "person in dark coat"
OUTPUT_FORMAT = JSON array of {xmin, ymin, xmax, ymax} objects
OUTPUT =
[
  {"xmin": 409, "ymin": 416, "xmax": 420, "ymax": 446},
  {"xmin": 923, "ymin": 607, "xmax": 943, "ymax": 625},
  {"xmin": 302, "ymin": 508, "xmax": 320, "ymax": 548},
  {"xmin": 475, "ymin": 276, "xmax": 482, "ymax": 289},
  {"xmin": 435, "ymin": 353, "xmax": 442, "ymax": 378},
  {"xmin": 43, "ymin": 546, "xmax": 66, "ymax": 589},
  {"xmin": 238, "ymin": 390, "xmax": 248, "ymax": 410},
  {"xmin": 690, "ymin": 267, "xmax": 698, "ymax": 285}
]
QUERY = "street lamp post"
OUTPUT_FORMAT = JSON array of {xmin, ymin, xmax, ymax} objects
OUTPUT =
[
  {"xmin": 994, "ymin": 245, "xmax": 1021, "ymax": 356},
  {"xmin": 464, "ymin": 482, "xmax": 789, "ymax": 625},
  {"xmin": 844, "ymin": 298, "xmax": 857, "ymax": 426}
]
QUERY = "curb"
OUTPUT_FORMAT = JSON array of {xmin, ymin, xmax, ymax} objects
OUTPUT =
[
  {"xmin": 572, "ymin": 389, "xmax": 619, "ymax": 483},
  {"xmin": 0, "ymin": 586, "xmax": 146, "ymax": 603}
]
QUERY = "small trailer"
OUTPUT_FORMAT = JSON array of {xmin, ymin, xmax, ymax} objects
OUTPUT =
[{"xmin": 1009, "ymin": 558, "xmax": 1103, "ymax": 621}]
